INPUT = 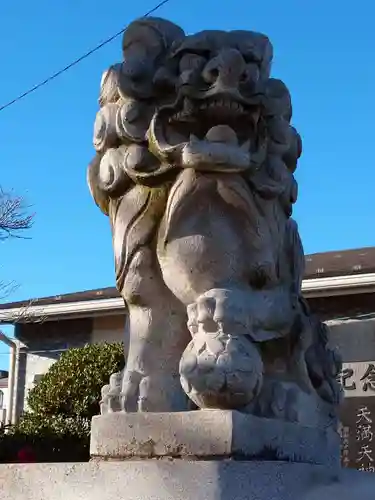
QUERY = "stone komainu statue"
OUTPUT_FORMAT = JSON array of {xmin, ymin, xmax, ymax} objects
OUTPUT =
[{"xmin": 88, "ymin": 17, "xmax": 342, "ymax": 429}]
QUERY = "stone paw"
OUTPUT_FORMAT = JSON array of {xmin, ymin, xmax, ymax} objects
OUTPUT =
[
  {"xmin": 180, "ymin": 288, "xmax": 263, "ymax": 410},
  {"xmin": 100, "ymin": 371, "xmax": 123, "ymax": 414},
  {"xmin": 186, "ymin": 288, "xmax": 252, "ymax": 338},
  {"xmin": 120, "ymin": 370, "xmax": 189, "ymax": 412},
  {"xmin": 120, "ymin": 370, "xmax": 143, "ymax": 412}
]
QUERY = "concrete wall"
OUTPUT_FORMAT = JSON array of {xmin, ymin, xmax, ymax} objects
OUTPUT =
[
  {"xmin": 309, "ymin": 291, "xmax": 375, "ymax": 371},
  {"xmin": 328, "ymin": 317, "xmax": 375, "ymax": 363}
]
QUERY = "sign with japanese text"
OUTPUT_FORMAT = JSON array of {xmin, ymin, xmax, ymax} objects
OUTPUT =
[
  {"xmin": 339, "ymin": 398, "xmax": 375, "ymax": 471},
  {"xmin": 338, "ymin": 362, "xmax": 375, "ymax": 470},
  {"xmin": 338, "ymin": 362, "xmax": 375, "ymax": 398}
]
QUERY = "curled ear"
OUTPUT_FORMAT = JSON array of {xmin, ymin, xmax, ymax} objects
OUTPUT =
[
  {"xmin": 122, "ymin": 17, "xmax": 185, "ymax": 61},
  {"xmin": 231, "ymin": 30, "xmax": 273, "ymax": 81},
  {"xmin": 283, "ymin": 127, "xmax": 302, "ymax": 173},
  {"xmin": 263, "ymin": 78, "xmax": 292, "ymax": 121},
  {"xmin": 99, "ymin": 64, "xmax": 122, "ymax": 107},
  {"xmin": 87, "ymin": 153, "xmax": 109, "ymax": 215},
  {"xmin": 119, "ymin": 17, "xmax": 185, "ymax": 99},
  {"xmin": 87, "ymin": 148, "xmax": 132, "ymax": 216}
]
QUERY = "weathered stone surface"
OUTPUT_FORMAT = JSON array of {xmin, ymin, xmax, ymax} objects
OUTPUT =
[
  {"xmin": 90, "ymin": 410, "xmax": 339, "ymax": 467},
  {"xmin": 87, "ymin": 17, "xmax": 342, "ymax": 445},
  {"xmin": 1, "ymin": 461, "xmax": 375, "ymax": 500}
]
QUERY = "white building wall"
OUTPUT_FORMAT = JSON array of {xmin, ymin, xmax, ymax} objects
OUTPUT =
[
  {"xmin": 23, "ymin": 354, "xmax": 57, "ymax": 411},
  {"xmin": 0, "ymin": 386, "xmax": 9, "ymax": 409},
  {"xmin": 0, "ymin": 385, "xmax": 9, "ymax": 425}
]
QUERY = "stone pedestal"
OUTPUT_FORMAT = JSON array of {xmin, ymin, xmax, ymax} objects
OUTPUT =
[
  {"xmin": 0, "ymin": 411, "xmax": 373, "ymax": 500},
  {"xmin": 1, "ymin": 461, "xmax": 375, "ymax": 500},
  {"xmin": 91, "ymin": 410, "xmax": 339, "ymax": 467}
]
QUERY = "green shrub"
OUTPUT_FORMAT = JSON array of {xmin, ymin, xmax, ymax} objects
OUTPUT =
[
  {"xmin": 0, "ymin": 342, "xmax": 125, "ymax": 463},
  {"xmin": 27, "ymin": 342, "xmax": 125, "ymax": 418},
  {"xmin": 1, "ymin": 414, "xmax": 90, "ymax": 463},
  {"xmin": 15, "ymin": 413, "xmax": 90, "ymax": 437}
]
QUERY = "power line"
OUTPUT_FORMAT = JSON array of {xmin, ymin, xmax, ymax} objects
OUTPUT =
[
  {"xmin": 0, "ymin": 0, "xmax": 171, "ymax": 113},
  {"xmin": 0, "ymin": 349, "xmax": 69, "ymax": 355}
]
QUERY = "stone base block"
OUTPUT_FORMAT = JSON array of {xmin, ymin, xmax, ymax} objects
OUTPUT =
[
  {"xmin": 1, "ymin": 461, "xmax": 375, "ymax": 500},
  {"xmin": 90, "ymin": 410, "xmax": 340, "ymax": 467}
]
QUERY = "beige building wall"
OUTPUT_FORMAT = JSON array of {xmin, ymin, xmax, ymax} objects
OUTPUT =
[{"xmin": 91, "ymin": 315, "xmax": 126, "ymax": 344}]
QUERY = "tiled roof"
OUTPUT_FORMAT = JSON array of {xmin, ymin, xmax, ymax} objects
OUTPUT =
[{"xmin": 304, "ymin": 247, "xmax": 375, "ymax": 280}]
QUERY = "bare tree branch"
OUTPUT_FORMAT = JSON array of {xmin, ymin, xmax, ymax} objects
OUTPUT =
[
  {"xmin": 0, "ymin": 187, "xmax": 36, "ymax": 321},
  {"xmin": 0, "ymin": 299, "xmax": 48, "ymax": 326},
  {"xmin": 10, "ymin": 299, "xmax": 48, "ymax": 324},
  {"xmin": 0, "ymin": 188, "xmax": 34, "ymax": 240},
  {"xmin": 0, "ymin": 280, "xmax": 19, "ymax": 301}
]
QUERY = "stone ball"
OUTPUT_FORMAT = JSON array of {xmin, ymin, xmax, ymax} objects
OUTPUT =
[{"xmin": 179, "ymin": 332, "xmax": 263, "ymax": 409}]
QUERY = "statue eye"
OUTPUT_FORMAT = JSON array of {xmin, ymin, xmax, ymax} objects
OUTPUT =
[
  {"xmin": 241, "ymin": 63, "xmax": 260, "ymax": 84},
  {"xmin": 179, "ymin": 53, "xmax": 206, "ymax": 73},
  {"xmin": 243, "ymin": 55, "xmax": 256, "ymax": 64}
]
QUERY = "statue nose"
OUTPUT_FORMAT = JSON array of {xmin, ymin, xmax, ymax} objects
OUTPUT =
[{"xmin": 202, "ymin": 48, "xmax": 246, "ymax": 88}]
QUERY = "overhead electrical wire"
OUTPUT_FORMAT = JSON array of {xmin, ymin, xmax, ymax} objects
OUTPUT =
[
  {"xmin": 0, "ymin": 348, "xmax": 69, "ymax": 355},
  {"xmin": 0, "ymin": 0, "xmax": 171, "ymax": 113}
]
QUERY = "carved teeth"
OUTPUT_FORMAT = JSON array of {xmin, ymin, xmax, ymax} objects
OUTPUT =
[
  {"xmin": 183, "ymin": 98, "xmax": 194, "ymax": 114},
  {"xmin": 169, "ymin": 111, "xmax": 189, "ymax": 122},
  {"xmin": 200, "ymin": 99, "xmax": 244, "ymax": 114},
  {"xmin": 168, "ymin": 99, "xmax": 247, "ymax": 125}
]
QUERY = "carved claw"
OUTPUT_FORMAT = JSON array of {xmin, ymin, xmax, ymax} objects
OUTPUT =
[
  {"xmin": 120, "ymin": 370, "xmax": 142, "ymax": 412},
  {"xmin": 119, "ymin": 370, "xmax": 189, "ymax": 412}
]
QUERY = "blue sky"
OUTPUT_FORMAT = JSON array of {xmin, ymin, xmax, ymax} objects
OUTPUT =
[{"xmin": 0, "ymin": 0, "xmax": 374, "ymax": 364}]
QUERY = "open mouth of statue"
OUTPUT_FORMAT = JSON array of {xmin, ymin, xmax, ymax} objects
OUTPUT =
[{"xmin": 151, "ymin": 96, "xmax": 262, "ymax": 171}]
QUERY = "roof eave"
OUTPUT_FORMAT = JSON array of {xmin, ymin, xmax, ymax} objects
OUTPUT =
[
  {"xmin": 1, "ymin": 273, "xmax": 375, "ymax": 325},
  {"xmin": 301, "ymin": 272, "xmax": 375, "ymax": 297},
  {"xmin": 0, "ymin": 297, "xmax": 126, "ymax": 325}
]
